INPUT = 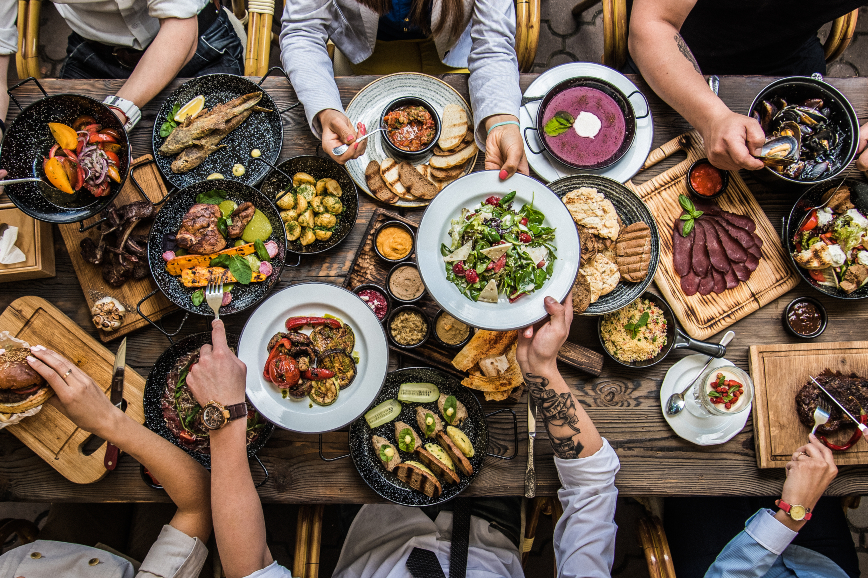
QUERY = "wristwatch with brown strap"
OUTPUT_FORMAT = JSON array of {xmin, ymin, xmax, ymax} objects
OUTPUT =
[
  {"xmin": 201, "ymin": 400, "xmax": 248, "ymax": 430},
  {"xmin": 775, "ymin": 499, "xmax": 812, "ymax": 521}
]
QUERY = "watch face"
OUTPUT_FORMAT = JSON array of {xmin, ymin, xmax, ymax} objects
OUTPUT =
[
  {"xmin": 202, "ymin": 404, "xmax": 227, "ymax": 430},
  {"xmin": 789, "ymin": 505, "xmax": 807, "ymax": 520}
]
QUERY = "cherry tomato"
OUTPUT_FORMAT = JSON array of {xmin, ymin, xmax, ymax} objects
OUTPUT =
[
  {"xmin": 809, "ymin": 269, "xmax": 827, "ymax": 283},
  {"xmin": 103, "ymin": 150, "xmax": 120, "ymax": 165},
  {"xmin": 269, "ymin": 355, "xmax": 300, "ymax": 388},
  {"xmin": 800, "ymin": 210, "xmax": 818, "ymax": 231}
]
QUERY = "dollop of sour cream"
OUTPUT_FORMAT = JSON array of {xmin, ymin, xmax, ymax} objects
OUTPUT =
[
  {"xmin": 827, "ymin": 244, "xmax": 847, "ymax": 267},
  {"xmin": 573, "ymin": 111, "xmax": 602, "ymax": 138}
]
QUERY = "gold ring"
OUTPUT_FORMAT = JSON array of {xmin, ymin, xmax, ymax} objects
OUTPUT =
[{"xmin": 62, "ymin": 369, "xmax": 73, "ymax": 379}]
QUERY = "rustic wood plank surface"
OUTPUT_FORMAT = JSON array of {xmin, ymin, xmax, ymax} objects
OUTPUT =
[{"xmin": 1, "ymin": 75, "xmax": 868, "ymax": 503}]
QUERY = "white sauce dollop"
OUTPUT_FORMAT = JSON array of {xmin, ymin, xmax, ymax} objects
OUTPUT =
[
  {"xmin": 827, "ymin": 244, "xmax": 847, "ymax": 267},
  {"xmin": 573, "ymin": 111, "xmax": 602, "ymax": 138},
  {"xmin": 846, "ymin": 208, "xmax": 868, "ymax": 229},
  {"xmin": 817, "ymin": 207, "xmax": 835, "ymax": 226},
  {"xmin": 857, "ymin": 250, "xmax": 868, "ymax": 266}
]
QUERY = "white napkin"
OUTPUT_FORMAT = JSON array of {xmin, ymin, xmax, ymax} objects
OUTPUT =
[{"xmin": 0, "ymin": 225, "xmax": 26, "ymax": 265}]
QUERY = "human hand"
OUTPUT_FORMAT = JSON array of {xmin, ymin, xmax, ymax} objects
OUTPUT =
[
  {"xmin": 318, "ymin": 109, "xmax": 366, "ymax": 164},
  {"xmin": 186, "ymin": 320, "xmax": 247, "ymax": 407},
  {"xmin": 698, "ymin": 110, "xmax": 766, "ymax": 171},
  {"xmin": 484, "ymin": 115, "xmax": 529, "ymax": 179},
  {"xmin": 25, "ymin": 345, "xmax": 123, "ymax": 438},
  {"xmin": 516, "ymin": 294, "xmax": 573, "ymax": 378},
  {"xmin": 855, "ymin": 122, "xmax": 868, "ymax": 171},
  {"xmin": 779, "ymin": 434, "xmax": 837, "ymax": 526}
]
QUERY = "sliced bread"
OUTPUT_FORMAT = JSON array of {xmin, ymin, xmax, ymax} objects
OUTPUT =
[
  {"xmin": 365, "ymin": 160, "xmax": 399, "ymax": 204},
  {"xmin": 430, "ymin": 142, "xmax": 477, "ymax": 170},
  {"xmin": 439, "ymin": 104, "xmax": 468, "ymax": 151},
  {"xmin": 394, "ymin": 462, "xmax": 442, "ymax": 497},
  {"xmin": 399, "ymin": 162, "xmax": 439, "ymax": 200},
  {"xmin": 380, "ymin": 158, "xmax": 414, "ymax": 200}
]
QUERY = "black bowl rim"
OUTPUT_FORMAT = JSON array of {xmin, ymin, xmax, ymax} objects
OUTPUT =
[
  {"xmin": 1, "ymin": 93, "xmax": 132, "ymax": 223},
  {"xmin": 432, "ymin": 308, "xmax": 474, "ymax": 349},
  {"xmin": 386, "ymin": 262, "xmax": 426, "ymax": 304},
  {"xmin": 373, "ymin": 220, "xmax": 416, "ymax": 263},
  {"xmin": 597, "ymin": 292, "xmax": 678, "ymax": 368},
  {"xmin": 351, "ymin": 283, "xmax": 392, "ymax": 323},
  {"xmin": 686, "ymin": 158, "xmax": 729, "ymax": 200},
  {"xmin": 380, "ymin": 96, "xmax": 442, "ymax": 157},
  {"xmin": 783, "ymin": 296, "xmax": 828, "ymax": 339},
  {"xmin": 535, "ymin": 76, "xmax": 638, "ymax": 170},
  {"xmin": 748, "ymin": 75, "xmax": 859, "ymax": 185},
  {"xmin": 387, "ymin": 304, "xmax": 432, "ymax": 349}
]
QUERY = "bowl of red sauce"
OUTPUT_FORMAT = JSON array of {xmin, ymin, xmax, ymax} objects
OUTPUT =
[
  {"xmin": 353, "ymin": 283, "xmax": 391, "ymax": 323},
  {"xmin": 783, "ymin": 296, "xmax": 827, "ymax": 339},
  {"xmin": 687, "ymin": 158, "xmax": 729, "ymax": 200},
  {"xmin": 380, "ymin": 97, "xmax": 441, "ymax": 160}
]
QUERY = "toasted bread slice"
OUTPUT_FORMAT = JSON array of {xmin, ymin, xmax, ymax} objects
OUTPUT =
[
  {"xmin": 452, "ymin": 330, "xmax": 518, "ymax": 371},
  {"xmin": 415, "ymin": 164, "xmax": 431, "ymax": 180},
  {"xmin": 462, "ymin": 129, "xmax": 474, "ymax": 144},
  {"xmin": 394, "ymin": 462, "xmax": 442, "ymax": 497},
  {"xmin": 436, "ymin": 431, "xmax": 473, "ymax": 476},
  {"xmin": 372, "ymin": 435, "xmax": 401, "ymax": 472},
  {"xmin": 430, "ymin": 163, "xmax": 466, "ymax": 180},
  {"xmin": 365, "ymin": 160, "xmax": 399, "ymax": 204},
  {"xmin": 437, "ymin": 392, "xmax": 467, "ymax": 426},
  {"xmin": 416, "ymin": 406, "xmax": 444, "ymax": 438},
  {"xmin": 380, "ymin": 158, "xmax": 414, "ymax": 200},
  {"xmin": 430, "ymin": 142, "xmax": 477, "ymax": 170},
  {"xmin": 439, "ymin": 104, "xmax": 469, "ymax": 151},
  {"xmin": 398, "ymin": 162, "xmax": 439, "ymax": 200},
  {"xmin": 415, "ymin": 446, "xmax": 460, "ymax": 485}
]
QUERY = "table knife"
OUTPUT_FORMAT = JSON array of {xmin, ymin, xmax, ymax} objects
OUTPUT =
[
  {"xmin": 811, "ymin": 376, "xmax": 868, "ymax": 442},
  {"xmin": 104, "ymin": 338, "xmax": 127, "ymax": 471},
  {"xmin": 525, "ymin": 395, "xmax": 537, "ymax": 498}
]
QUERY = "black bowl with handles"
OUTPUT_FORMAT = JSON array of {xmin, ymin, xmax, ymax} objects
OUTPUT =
[
  {"xmin": 783, "ymin": 178, "xmax": 868, "ymax": 300},
  {"xmin": 597, "ymin": 292, "xmax": 727, "ymax": 368},
  {"xmin": 524, "ymin": 77, "xmax": 648, "ymax": 170},
  {"xmin": 0, "ymin": 90, "xmax": 131, "ymax": 223},
  {"xmin": 748, "ymin": 75, "xmax": 858, "ymax": 185},
  {"xmin": 380, "ymin": 97, "xmax": 442, "ymax": 160},
  {"xmin": 147, "ymin": 179, "xmax": 287, "ymax": 316}
]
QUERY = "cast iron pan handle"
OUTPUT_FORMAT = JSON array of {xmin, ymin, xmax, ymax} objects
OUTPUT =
[
  {"xmin": 257, "ymin": 66, "xmax": 301, "ymax": 115},
  {"xmin": 520, "ymin": 94, "xmax": 544, "ymax": 108},
  {"xmin": 626, "ymin": 90, "xmax": 650, "ymax": 120},
  {"xmin": 252, "ymin": 455, "xmax": 270, "ymax": 488},
  {"xmin": 136, "ymin": 289, "xmax": 189, "ymax": 346},
  {"xmin": 284, "ymin": 253, "xmax": 302, "ymax": 268},
  {"xmin": 77, "ymin": 160, "xmax": 171, "ymax": 233},
  {"xmin": 672, "ymin": 327, "xmax": 727, "ymax": 358},
  {"xmin": 523, "ymin": 127, "xmax": 544, "ymax": 156},
  {"xmin": 319, "ymin": 433, "xmax": 350, "ymax": 462},
  {"xmin": 484, "ymin": 407, "xmax": 518, "ymax": 460},
  {"xmin": 7, "ymin": 77, "xmax": 47, "ymax": 112}
]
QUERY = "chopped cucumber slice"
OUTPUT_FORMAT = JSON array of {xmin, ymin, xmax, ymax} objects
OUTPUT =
[
  {"xmin": 364, "ymin": 399, "xmax": 402, "ymax": 429},
  {"xmin": 397, "ymin": 382, "xmax": 440, "ymax": 403}
]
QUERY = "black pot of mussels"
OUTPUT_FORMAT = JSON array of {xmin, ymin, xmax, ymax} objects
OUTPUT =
[{"xmin": 748, "ymin": 74, "xmax": 858, "ymax": 185}]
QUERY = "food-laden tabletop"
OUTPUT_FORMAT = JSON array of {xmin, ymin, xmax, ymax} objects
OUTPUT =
[{"xmin": 1, "ymin": 74, "xmax": 868, "ymax": 503}]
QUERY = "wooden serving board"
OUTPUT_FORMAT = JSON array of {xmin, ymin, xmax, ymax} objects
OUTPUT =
[
  {"xmin": 626, "ymin": 131, "xmax": 800, "ymax": 340},
  {"xmin": 58, "ymin": 155, "xmax": 176, "ymax": 342},
  {"xmin": 345, "ymin": 209, "xmax": 604, "ymax": 378},
  {"xmin": 0, "ymin": 296, "xmax": 146, "ymax": 484},
  {"xmin": 0, "ymin": 201, "xmax": 55, "ymax": 283},
  {"xmin": 750, "ymin": 341, "xmax": 868, "ymax": 468}
]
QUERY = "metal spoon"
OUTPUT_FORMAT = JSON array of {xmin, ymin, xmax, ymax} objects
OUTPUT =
[
  {"xmin": 0, "ymin": 177, "xmax": 44, "ymax": 186},
  {"xmin": 332, "ymin": 128, "xmax": 385, "ymax": 157},
  {"xmin": 666, "ymin": 330, "xmax": 735, "ymax": 416},
  {"xmin": 249, "ymin": 154, "xmax": 297, "ymax": 203}
]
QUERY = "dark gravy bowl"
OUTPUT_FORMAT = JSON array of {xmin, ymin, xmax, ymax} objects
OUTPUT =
[{"xmin": 597, "ymin": 293, "xmax": 726, "ymax": 369}]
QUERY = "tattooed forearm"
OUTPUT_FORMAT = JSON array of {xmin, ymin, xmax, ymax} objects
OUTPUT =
[
  {"xmin": 525, "ymin": 373, "xmax": 584, "ymax": 459},
  {"xmin": 674, "ymin": 34, "xmax": 701, "ymax": 74}
]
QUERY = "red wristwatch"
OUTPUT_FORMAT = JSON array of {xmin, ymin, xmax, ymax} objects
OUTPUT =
[{"xmin": 775, "ymin": 499, "xmax": 812, "ymax": 521}]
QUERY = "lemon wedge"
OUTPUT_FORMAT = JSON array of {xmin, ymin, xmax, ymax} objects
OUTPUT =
[{"xmin": 175, "ymin": 95, "xmax": 205, "ymax": 122}]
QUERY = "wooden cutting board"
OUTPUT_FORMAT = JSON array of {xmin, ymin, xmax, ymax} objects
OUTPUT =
[
  {"xmin": 58, "ymin": 155, "xmax": 176, "ymax": 342},
  {"xmin": 749, "ymin": 340, "xmax": 868, "ymax": 468},
  {"xmin": 0, "ymin": 296, "xmax": 146, "ymax": 484},
  {"xmin": 626, "ymin": 131, "xmax": 800, "ymax": 340}
]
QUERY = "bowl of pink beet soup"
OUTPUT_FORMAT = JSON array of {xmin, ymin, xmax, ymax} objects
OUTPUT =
[{"xmin": 527, "ymin": 77, "xmax": 647, "ymax": 170}]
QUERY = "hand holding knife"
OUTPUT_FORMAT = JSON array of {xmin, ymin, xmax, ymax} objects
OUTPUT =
[
  {"xmin": 811, "ymin": 375, "xmax": 868, "ymax": 443},
  {"xmin": 525, "ymin": 394, "xmax": 537, "ymax": 498},
  {"xmin": 104, "ymin": 338, "xmax": 127, "ymax": 470}
]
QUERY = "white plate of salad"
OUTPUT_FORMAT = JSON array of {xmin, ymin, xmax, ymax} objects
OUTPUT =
[{"xmin": 416, "ymin": 171, "xmax": 580, "ymax": 331}]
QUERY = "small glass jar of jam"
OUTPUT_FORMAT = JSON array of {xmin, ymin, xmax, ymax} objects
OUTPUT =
[
  {"xmin": 783, "ymin": 297, "xmax": 827, "ymax": 339},
  {"xmin": 686, "ymin": 158, "xmax": 729, "ymax": 200}
]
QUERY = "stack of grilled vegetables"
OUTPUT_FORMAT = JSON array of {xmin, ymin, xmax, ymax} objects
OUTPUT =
[{"xmin": 277, "ymin": 172, "xmax": 345, "ymax": 246}]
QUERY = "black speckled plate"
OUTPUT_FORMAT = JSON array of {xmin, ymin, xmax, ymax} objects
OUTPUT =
[
  {"xmin": 548, "ymin": 174, "xmax": 660, "ymax": 315},
  {"xmin": 151, "ymin": 74, "xmax": 282, "ymax": 190},
  {"xmin": 348, "ymin": 367, "xmax": 487, "ymax": 506},
  {"xmin": 147, "ymin": 179, "xmax": 287, "ymax": 315},
  {"xmin": 0, "ymin": 94, "xmax": 131, "ymax": 223},
  {"xmin": 259, "ymin": 155, "xmax": 359, "ymax": 255},
  {"xmin": 144, "ymin": 332, "xmax": 274, "ymax": 468},
  {"xmin": 784, "ymin": 178, "xmax": 868, "ymax": 300}
]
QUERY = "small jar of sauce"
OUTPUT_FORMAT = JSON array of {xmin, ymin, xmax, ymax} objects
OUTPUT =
[
  {"xmin": 687, "ymin": 158, "xmax": 729, "ymax": 200},
  {"xmin": 353, "ymin": 283, "xmax": 391, "ymax": 323},
  {"xmin": 374, "ymin": 221, "xmax": 415, "ymax": 263},
  {"xmin": 783, "ymin": 297, "xmax": 827, "ymax": 339}
]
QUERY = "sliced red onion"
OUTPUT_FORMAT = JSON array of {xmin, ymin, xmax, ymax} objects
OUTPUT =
[
  {"xmin": 259, "ymin": 261, "xmax": 273, "ymax": 276},
  {"xmin": 221, "ymin": 292, "xmax": 233, "ymax": 306},
  {"xmin": 264, "ymin": 240, "xmax": 279, "ymax": 259},
  {"xmin": 162, "ymin": 250, "xmax": 175, "ymax": 262}
]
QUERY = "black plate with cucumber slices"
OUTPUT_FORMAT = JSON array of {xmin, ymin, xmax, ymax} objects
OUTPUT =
[{"xmin": 347, "ymin": 367, "xmax": 516, "ymax": 506}]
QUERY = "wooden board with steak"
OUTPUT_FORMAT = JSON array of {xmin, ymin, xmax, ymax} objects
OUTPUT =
[{"xmin": 795, "ymin": 369, "xmax": 868, "ymax": 434}]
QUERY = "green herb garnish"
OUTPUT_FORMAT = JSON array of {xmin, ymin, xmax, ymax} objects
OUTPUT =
[
  {"xmin": 624, "ymin": 311, "xmax": 650, "ymax": 339},
  {"xmin": 210, "ymin": 254, "xmax": 253, "ymax": 284},
  {"xmin": 159, "ymin": 103, "xmax": 181, "ymax": 138},
  {"xmin": 678, "ymin": 194, "xmax": 704, "ymax": 236},
  {"xmin": 543, "ymin": 111, "xmax": 574, "ymax": 137},
  {"xmin": 195, "ymin": 189, "xmax": 228, "ymax": 205},
  {"xmin": 398, "ymin": 428, "xmax": 416, "ymax": 452},
  {"xmin": 379, "ymin": 444, "xmax": 395, "ymax": 463},
  {"xmin": 443, "ymin": 396, "xmax": 458, "ymax": 424},
  {"xmin": 424, "ymin": 412, "xmax": 436, "ymax": 437},
  {"xmin": 254, "ymin": 238, "xmax": 270, "ymax": 261},
  {"xmin": 191, "ymin": 288, "xmax": 205, "ymax": 307}
]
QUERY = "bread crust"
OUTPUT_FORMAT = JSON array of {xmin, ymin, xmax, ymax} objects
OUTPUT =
[
  {"xmin": 0, "ymin": 386, "xmax": 53, "ymax": 414},
  {"xmin": 0, "ymin": 348, "xmax": 46, "ymax": 389}
]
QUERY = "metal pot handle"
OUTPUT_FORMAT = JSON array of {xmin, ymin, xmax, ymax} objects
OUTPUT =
[
  {"xmin": 252, "ymin": 455, "xmax": 270, "ymax": 488},
  {"xmin": 284, "ymin": 253, "xmax": 302, "ymax": 268},
  {"xmin": 626, "ymin": 90, "xmax": 650, "ymax": 120},
  {"xmin": 484, "ymin": 408, "xmax": 518, "ymax": 460},
  {"xmin": 672, "ymin": 327, "xmax": 727, "ymax": 358},
  {"xmin": 523, "ymin": 127, "xmax": 544, "ymax": 155},
  {"xmin": 7, "ymin": 77, "xmax": 47, "ymax": 111},
  {"xmin": 136, "ymin": 289, "xmax": 189, "ymax": 346},
  {"xmin": 319, "ymin": 433, "xmax": 350, "ymax": 462},
  {"xmin": 257, "ymin": 66, "xmax": 301, "ymax": 115}
]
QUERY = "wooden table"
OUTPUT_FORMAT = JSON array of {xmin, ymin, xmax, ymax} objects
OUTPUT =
[{"xmin": 1, "ymin": 74, "xmax": 868, "ymax": 503}]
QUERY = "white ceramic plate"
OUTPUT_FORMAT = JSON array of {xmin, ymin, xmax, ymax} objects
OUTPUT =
[
  {"xmin": 660, "ymin": 355, "xmax": 751, "ymax": 446},
  {"xmin": 416, "ymin": 171, "xmax": 580, "ymax": 331},
  {"xmin": 344, "ymin": 73, "xmax": 477, "ymax": 207},
  {"xmin": 520, "ymin": 62, "xmax": 654, "ymax": 183},
  {"xmin": 238, "ymin": 283, "xmax": 389, "ymax": 433}
]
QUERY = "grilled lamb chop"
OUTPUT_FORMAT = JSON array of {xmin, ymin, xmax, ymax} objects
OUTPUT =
[
  {"xmin": 176, "ymin": 203, "xmax": 226, "ymax": 254},
  {"xmin": 227, "ymin": 202, "xmax": 255, "ymax": 238}
]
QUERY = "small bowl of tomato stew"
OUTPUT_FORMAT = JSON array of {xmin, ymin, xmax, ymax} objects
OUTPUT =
[
  {"xmin": 686, "ymin": 158, "xmax": 729, "ymax": 200},
  {"xmin": 783, "ymin": 296, "xmax": 827, "ymax": 339},
  {"xmin": 380, "ymin": 97, "xmax": 441, "ymax": 160},
  {"xmin": 353, "ymin": 283, "xmax": 391, "ymax": 323}
]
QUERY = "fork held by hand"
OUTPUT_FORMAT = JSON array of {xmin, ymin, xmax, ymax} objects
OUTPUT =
[
  {"xmin": 811, "ymin": 398, "xmax": 831, "ymax": 436},
  {"xmin": 205, "ymin": 278, "xmax": 224, "ymax": 319}
]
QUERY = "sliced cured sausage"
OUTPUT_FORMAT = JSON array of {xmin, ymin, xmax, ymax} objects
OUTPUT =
[
  {"xmin": 732, "ymin": 261, "xmax": 751, "ymax": 282},
  {"xmin": 681, "ymin": 270, "xmax": 700, "ymax": 295},
  {"xmin": 723, "ymin": 266, "xmax": 739, "ymax": 289},
  {"xmin": 698, "ymin": 272, "xmax": 715, "ymax": 295},
  {"xmin": 710, "ymin": 267, "xmax": 726, "ymax": 294},
  {"xmin": 745, "ymin": 253, "xmax": 760, "ymax": 272},
  {"xmin": 672, "ymin": 218, "xmax": 694, "ymax": 277},
  {"xmin": 691, "ymin": 223, "xmax": 710, "ymax": 277},
  {"xmin": 706, "ymin": 218, "xmax": 747, "ymax": 263},
  {"xmin": 698, "ymin": 221, "xmax": 729, "ymax": 273},
  {"xmin": 692, "ymin": 201, "xmax": 757, "ymax": 232},
  {"xmin": 710, "ymin": 215, "xmax": 755, "ymax": 250}
]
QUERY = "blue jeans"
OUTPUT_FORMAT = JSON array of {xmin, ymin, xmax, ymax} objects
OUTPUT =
[{"xmin": 60, "ymin": 9, "xmax": 243, "ymax": 80}]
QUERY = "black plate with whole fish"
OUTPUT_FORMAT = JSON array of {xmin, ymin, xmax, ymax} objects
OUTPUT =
[{"xmin": 152, "ymin": 74, "xmax": 283, "ymax": 189}]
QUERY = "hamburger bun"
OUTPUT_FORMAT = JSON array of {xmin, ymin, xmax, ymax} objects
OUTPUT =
[{"xmin": 0, "ymin": 347, "xmax": 52, "ymax": 415}]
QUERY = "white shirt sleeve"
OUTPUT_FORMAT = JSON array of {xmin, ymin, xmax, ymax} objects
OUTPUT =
[
  {"xmin": 0, "ymin": 0, "xmax": 18, "ymax": 55},
  {"xmin": 552, "ymin": 439, "xmax": 621, "ymax": 578},
  {"xmin": 136, "ymin": 524, "xmax": 209, "ymax": 578},
  {"xmin": 243, "ymin": 560, "xmax": 295, "ymax": 578},
  {"xmin": 147, "ymin": 0, "xmax": 207, "ymax": 21}
]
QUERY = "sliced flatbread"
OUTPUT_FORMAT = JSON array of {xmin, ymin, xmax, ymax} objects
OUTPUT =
[
  {"xmin": 580, "ymin": 253, "xmax": 620, "ymax": 303},
  {"xmin": 365, "ymin": 160, "xmax": 399, "ymax": 204},
  {"xmin": 452, "ymin": 330, "xmax": 518, "ymax": 372},
  {"xmin": 380, "ymin": 158, "xmax": 414, "ymax": 201},
  {"xmin": 615, "ymin": 222, "xmax": 652, "ymax": 282},
  {"xmin": 577, "ymin": 225, "xmax": 598, "ymax": 267},
  {"xmin": 439, "ymin": 104, "xmax": 469, "ymax": 151},
  {"xmin": 394, "ymin": 462, "xmax": 442, "ymax": 497},
  {"xmin": 572, "ymin": 270, "xmax": 592, "ymax": 314},
  {"xmin": 430, "ymin": 142, "xmax": 477, "ymax": 170},
  {"xmin": 563, "ymin": 187, "xmax": 620, "ymax": 240},
  {"xmin": 398, "ymin": 161, "xmax": 439, "ymax": 200}
]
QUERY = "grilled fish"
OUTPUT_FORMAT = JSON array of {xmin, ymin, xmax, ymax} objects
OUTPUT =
[
  {"xmin": 159, "ymin": 92, "xmax": 264, "ymax": 156},
  {"xmin": 170, "ymin": 109, "xmax": 253, "ymax": 173}
]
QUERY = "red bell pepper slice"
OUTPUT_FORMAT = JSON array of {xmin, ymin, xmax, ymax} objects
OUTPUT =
[
  {"xmin": 800, "ymin": 210, "xmax": 818, "ymax": 231},
  {"xmin": 303, "ymin": 368, "xmax": 335, "ymax": 380},
  {"xmin": 285, "ymin": 316, "xmax": 341, "ymax": 330},
  {"xmin": 821, "ymin": 409, "xmax": 867, "ymax": 451}
]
